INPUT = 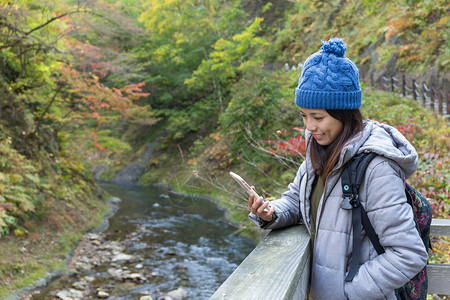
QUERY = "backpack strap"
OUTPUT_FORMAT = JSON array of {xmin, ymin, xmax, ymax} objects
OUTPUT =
[
  {"xmin": 340, "ymin": 152, "xmax": 377, "ymax": 209},
  {"xmin": 345, "ymin": 201, "xmax": 363, "ymax": 282},
  {"xmin": 342, "ymin": 152, "xmax": 385, "ymax": 282},
  {"xmin": 361, "ymin": 207, "xmax": 385, "ymax": 255}
]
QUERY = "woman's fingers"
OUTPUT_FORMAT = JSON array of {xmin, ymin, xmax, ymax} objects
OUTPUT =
[
  {"xmin": 258, "ymin": 201, "xmax": 274, "ymax": 222},
  {"xmin": 248, "ymin": 189, "xmax": 256, "ymax": 210},
  {"xmin": 250, "ymin": 197, "xmax": 272, "ymax": 221},
  {"xmin": 250, "ymin": 196, "xmax": 263, "ymax": 215},
  {"xmin": 256, "ymin": 200, "xmax": 270, "ymax": 215},
  {"xmin": 247, "ymin": 186, "xmax": 273, "ymax": 222},
  {"xmin": 248, "ymin": 186, "xmax": 257, "ymax": 210}
]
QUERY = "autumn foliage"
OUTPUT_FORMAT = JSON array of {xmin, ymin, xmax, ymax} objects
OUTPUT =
[
  {"xmin": 58, "ymin": 66, "xmax": 152, "ymax": 123},
  {"xmin": 263, "ymin": 128, "xmax": 306, "ymax": 157}
]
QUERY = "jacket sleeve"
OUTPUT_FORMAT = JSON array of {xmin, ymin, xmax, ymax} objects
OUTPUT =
[
  {"xmin": 249, "ymin": 162, "xmax": 306, "ymax": 230},
  {"xmin": 344, "ymin": 158, "xmax": 428, "ymax": 299}
]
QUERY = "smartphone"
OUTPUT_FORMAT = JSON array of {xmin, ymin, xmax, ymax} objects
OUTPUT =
[{"xmin": 229, "ymin": 172, "xmax": 271, "ymax": 209}]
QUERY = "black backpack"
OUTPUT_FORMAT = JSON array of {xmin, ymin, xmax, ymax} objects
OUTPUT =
[{"xmin": 340, "ymin": 152, "xmax": 432, "ymax": 300}]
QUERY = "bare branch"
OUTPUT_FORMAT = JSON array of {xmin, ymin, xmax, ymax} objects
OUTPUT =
[
  {"xmin": 32, "ymin": 86, "xmax": 63, "ymax": 135},
  {"xmin": 187, "ymin": 171, "xmax": 250, "ymax": 209},
  {"xmin": 25, "ymin": 10, "xmax": 82, "ymax": 35},
  {"xmin": 0, "ymin": 7, "xmax": 122, "ymax": 51}
]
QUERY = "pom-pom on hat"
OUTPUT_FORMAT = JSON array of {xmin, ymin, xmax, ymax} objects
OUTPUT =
[{"xmin": 295, "ymin": 37, "xmax": 361, "ymax": 109}]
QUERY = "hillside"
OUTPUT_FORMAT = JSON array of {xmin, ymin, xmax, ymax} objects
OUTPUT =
[{"xmin": 0, "ymin": 0, "xmax": 448, "ymax": 296}]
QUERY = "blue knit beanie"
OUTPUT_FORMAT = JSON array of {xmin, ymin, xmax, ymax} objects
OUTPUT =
[{"xmin": 295, "ymin": 37, "xmax": 361, "ymax": 109}]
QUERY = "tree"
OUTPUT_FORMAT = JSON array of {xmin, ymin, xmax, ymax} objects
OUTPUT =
[
  {"xmin": 136, "ymin": 0, "xmax": 248, "ymax": 109},
  {"xmin": 185, "ymin": 17, "xmax": 268, "ymax": 111}
]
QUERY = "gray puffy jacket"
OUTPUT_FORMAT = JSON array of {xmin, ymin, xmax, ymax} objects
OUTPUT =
[{"xmin": 250, "ymin": 120, "xmax": 428, "ymax": 299}]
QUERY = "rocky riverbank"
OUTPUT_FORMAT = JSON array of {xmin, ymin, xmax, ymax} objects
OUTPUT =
[{"xmin": 25, "ymin": 231, "xmax": 189, "ymax": 300}]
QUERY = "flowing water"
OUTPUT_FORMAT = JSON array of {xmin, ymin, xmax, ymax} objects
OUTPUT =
[{"xmin": 31, "ymin": 183, "xmax": 255, "ymax": 299}]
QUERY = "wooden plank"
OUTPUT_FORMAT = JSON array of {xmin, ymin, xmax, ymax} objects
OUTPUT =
[
  {"xmin": 210, "ymin": 225, "xmax": 310, "ymax": 300},
  {"xmin": 428, "ymin": 264, "xmax": 450, "ymax": 295},
  {"xmin": 430, "ymin": 218, "xmax": 450, "ymax": 237}
]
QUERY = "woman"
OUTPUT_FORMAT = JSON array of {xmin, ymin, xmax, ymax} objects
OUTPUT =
[{"xmin": 248, "ymin": 38, "xmax": 428, "ymax": 299}]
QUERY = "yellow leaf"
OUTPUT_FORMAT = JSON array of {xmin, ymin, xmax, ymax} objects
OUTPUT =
[
  {"xmin": 14, "ymin": 229, "xmax": 26, "ymax": 237},
  {"xmin": 436, "ymin": 16, "xmax": 448, "ymax": 27}
]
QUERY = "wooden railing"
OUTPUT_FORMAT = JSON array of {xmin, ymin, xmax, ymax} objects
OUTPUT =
[
  {"xmin": 210, "ymin": 225, "xmax": 310, "ymax": 300},
  {"xmin": 210, "ymin": 219, "xmax": 450, "ymax": 299},
  {"xmin": 380, "ymin": 75, "xmax": 449, "ymax": 116},
  {"xmin": 362, "ymin": 72, "xmax": 449, "ymax": 116}
]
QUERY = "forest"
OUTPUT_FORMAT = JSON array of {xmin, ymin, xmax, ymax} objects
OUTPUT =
[{"xmin": 0, "ymin": 0, "xmax": 448, "ymax": 296}]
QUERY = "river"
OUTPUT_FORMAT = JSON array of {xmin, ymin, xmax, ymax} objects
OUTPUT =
[{"xmin": 30, "ymin": 183, "xmax": 255, "ymax": 299}]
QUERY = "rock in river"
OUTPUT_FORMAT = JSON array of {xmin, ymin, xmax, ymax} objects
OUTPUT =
[
  {"xmin": 165, "ymin": 287, "xmax": 188, "ymax": 300},
  {"xmin": 98, "ymin": 290, "xmax": 110, "ymax": 298},
  {"xmin": 111, "ymin": 253, "xmax": 134, "ymax": 262},
  {"xmin": 56, "ymin": 288, "xmax": 83, "ymax": 300}
]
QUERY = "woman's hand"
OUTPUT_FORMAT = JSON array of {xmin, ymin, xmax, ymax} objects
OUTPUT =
[{"xmin": 248, "ymin": 186, "xmax": 274, "ymax": 222}]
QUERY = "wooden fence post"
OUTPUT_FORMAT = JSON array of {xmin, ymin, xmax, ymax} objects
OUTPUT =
[
  {"xmin": 412, "ymin": 79, "xmax": 417, "ymax": 101},
  {"xmin": 430, "ymin": 87, "xmax": 435, "ymax": 111},
  {"xmin": 422, "ymin": 82, "xmax": 426, "ymax": 105},
  {"xmin": 447, "ymin": 92, "xmax": 450, "ymax": 116},
  {"xmin": 391, "ymin": 76, "xmax": 395, "ymax": 92},
  {"xmin": 402, "ymin": 75, "xmax": 406, "ymax": 97},
  {"xmin": 438, "ymin": 88, "xmax": 443, "ymax": 114}
]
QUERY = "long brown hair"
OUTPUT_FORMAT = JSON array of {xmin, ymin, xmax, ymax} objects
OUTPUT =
[{"xmin": 308, "ymin": 109, "xmax": 364, "ymax": 182}]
